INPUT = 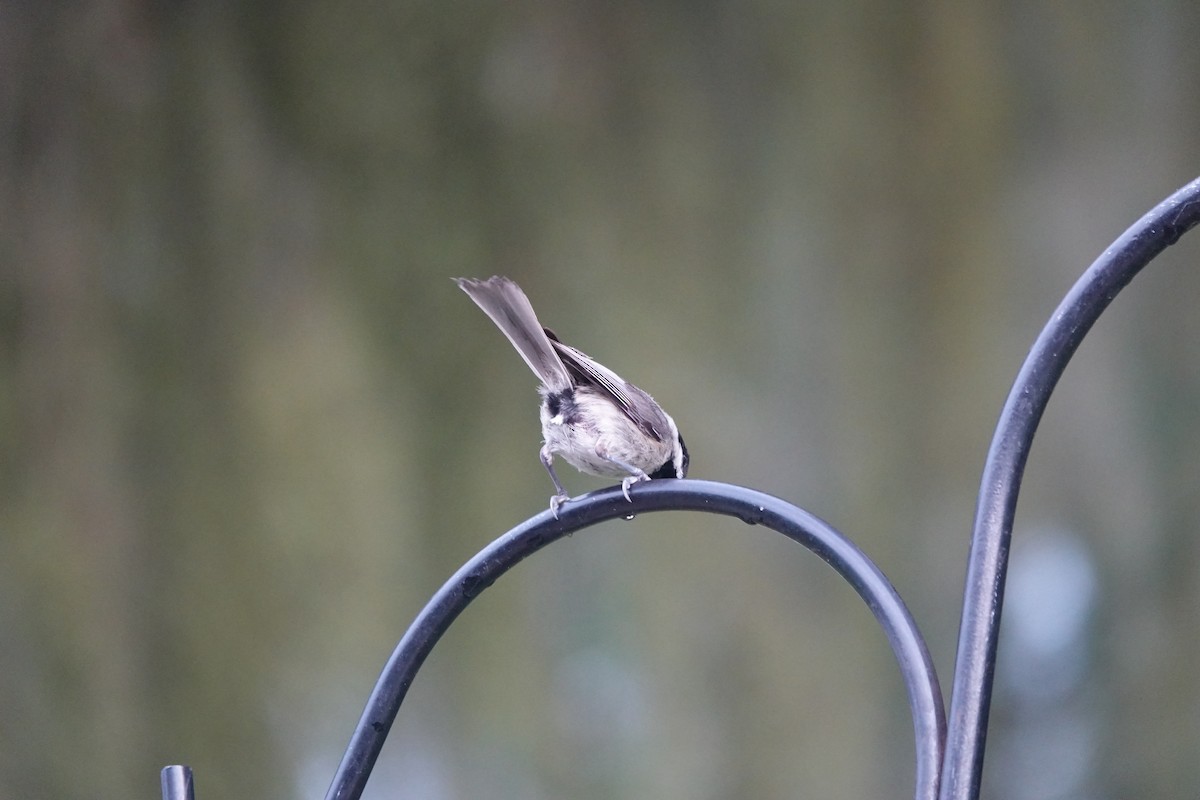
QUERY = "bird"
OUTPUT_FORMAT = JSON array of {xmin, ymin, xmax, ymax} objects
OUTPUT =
[{"xmin": 456, "ymin": 276, "xmax": 688, "ymax": 516}]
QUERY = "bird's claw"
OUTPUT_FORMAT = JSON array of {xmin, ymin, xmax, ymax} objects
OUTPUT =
[
  {"xmin": 620, "ymin": 473, "xmax": 651, "ymax": 503},
  {"xmin": 550, "ymin": 492, "xmax": 571, "ymax": 519}
]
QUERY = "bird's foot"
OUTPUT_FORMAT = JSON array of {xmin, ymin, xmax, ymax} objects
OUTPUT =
[
  {"xmin": 620, "ymin": 472, "xmax": 652, "ymax": 503},
  {"xmin": 549, "ymin": 492, "xmax": 571, "ymax": 519}
]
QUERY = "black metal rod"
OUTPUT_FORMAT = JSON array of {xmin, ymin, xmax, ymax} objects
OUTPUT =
[
  {"xmin": 940, "ymin": 176, "xmax": 1200, "ymax": 800},
  {"xmin": 324, "ymin": 479, "xmax": 945, "ymax": 800},
  {"xmin": 161, "ymin": 765, "xmax": 194, "ymax": 800}
]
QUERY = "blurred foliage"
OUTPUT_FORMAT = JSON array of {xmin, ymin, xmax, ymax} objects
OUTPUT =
[{"xmin": 1, "ymin": 1, "xmax": 1199, "ymax": 799}]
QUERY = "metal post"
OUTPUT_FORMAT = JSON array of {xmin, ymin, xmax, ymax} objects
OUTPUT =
[
  {"xmin": 161, "ymin": 765, "xmax": 194, "ymax": 800},
  {"xmin": 940, "ymin": 175, "xmax": 1200, "ymax": 800}
]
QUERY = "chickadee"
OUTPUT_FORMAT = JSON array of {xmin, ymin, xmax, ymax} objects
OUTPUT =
[{"xmin": 456, "ymin": 276, "xmax": 689, "ymax": 515}]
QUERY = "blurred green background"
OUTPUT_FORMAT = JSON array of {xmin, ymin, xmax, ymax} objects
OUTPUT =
[{"xmin": 3, "ymin": 2, "xmax": 1200, "ymax": 799}]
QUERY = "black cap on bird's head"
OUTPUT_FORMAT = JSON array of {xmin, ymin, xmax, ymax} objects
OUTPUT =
[{"xmin": 649, "ymin": 434, "xmax": 688, "ymax": 480}]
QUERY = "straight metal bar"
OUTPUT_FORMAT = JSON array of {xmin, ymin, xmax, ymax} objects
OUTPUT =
[{"xmin": 161, "ymin": 765, "xmax": 194, "ymax": 800}]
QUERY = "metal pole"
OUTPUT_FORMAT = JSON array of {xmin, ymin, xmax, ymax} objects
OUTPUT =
[
  {"xmin": 161, "ymin": 765, "xmax": 195, "ymax": 800},
  {"xmin": 940, "ymin": 176, "xmax": 1200, "ymax": 800}
]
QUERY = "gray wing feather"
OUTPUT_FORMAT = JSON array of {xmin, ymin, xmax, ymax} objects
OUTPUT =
[
  {"xmin": 456, "ymin": 277, "xmax": 572, "ymax": 392},
  {"xmin": 550, "ymin": 338, "xmax": 671, "ymax": 443}
]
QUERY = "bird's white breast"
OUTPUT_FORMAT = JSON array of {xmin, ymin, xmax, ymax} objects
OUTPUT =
[{"xmin": 540, "ymin": 388, "xmax": 673, "ymax": 478}]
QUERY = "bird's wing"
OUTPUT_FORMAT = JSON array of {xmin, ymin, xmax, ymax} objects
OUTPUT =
[{"xmin": 547, "ymin": 334, "xmax": 671, "ymax": 443}]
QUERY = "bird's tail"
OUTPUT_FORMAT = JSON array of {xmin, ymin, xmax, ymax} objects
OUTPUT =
[{"xmin": 456, "ymin": 276, "xmax": 572, "ymax": 392}]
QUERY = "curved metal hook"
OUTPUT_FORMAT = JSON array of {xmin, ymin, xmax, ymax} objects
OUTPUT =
[
  {"xmin": 324, "ymin": 479, "xmax": 946, "ymax": 800},
  {"xmin": 940, "ymin": 176, "xmax": 1200, "ymax": 800}
]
